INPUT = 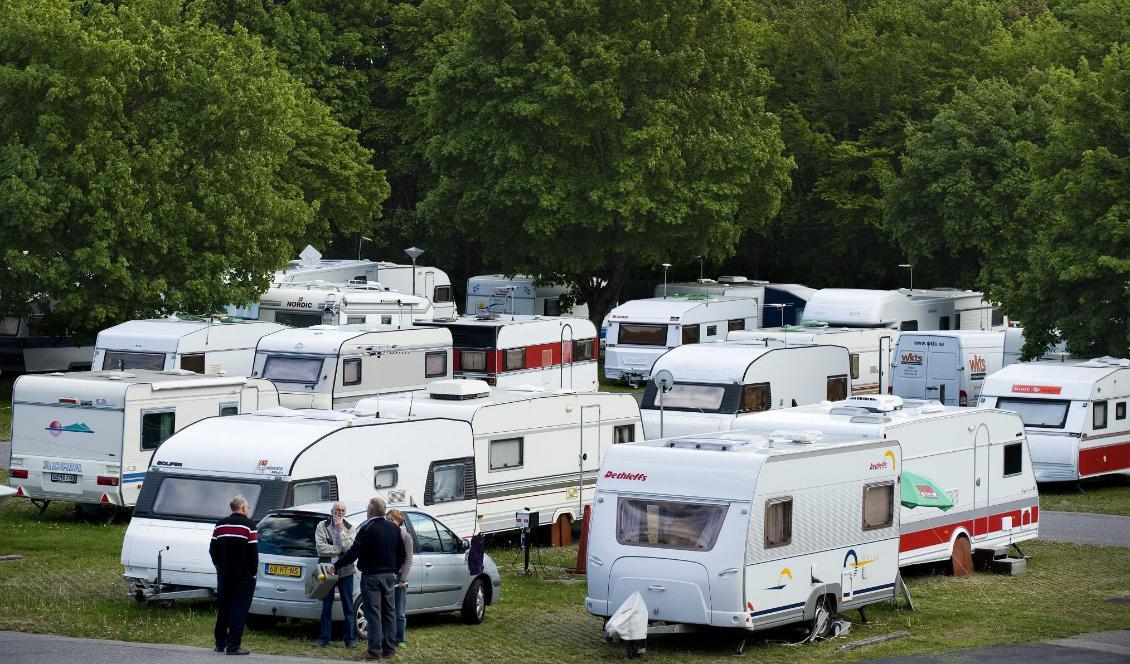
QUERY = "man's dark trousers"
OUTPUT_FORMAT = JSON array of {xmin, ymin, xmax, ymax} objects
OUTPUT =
[
  {"xmin": 215, "ymin": 577, "xmax": 256, "ymax": 652},
  {"xmin": 359, "ymin": 572, "xmax": 397, "ymax": 655}
]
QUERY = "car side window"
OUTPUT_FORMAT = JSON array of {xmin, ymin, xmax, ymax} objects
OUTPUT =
[
  {"xmin": 406, "ymin": 512, "xmax": 441, "ymax": 553},
  {"xmin": 437, "ymin": 522, "xmax": 460, "ymax": 553}
]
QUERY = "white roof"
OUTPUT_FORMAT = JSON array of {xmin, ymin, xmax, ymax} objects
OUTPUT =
[
  {"xmin": 608, "ymin": 296, "xmax": 755, "ymax": 321},
  {"xmin": 96, "ymin": 318, "xmax": 281, "ymax": 353},
  {"xmin": 728, "ymin": 396, "xmax": 995, "ymax": 438},
  {"xmin": 982, "ymin": 358, "xmax": 1130, "ymax": 401},
  {"xmin": 652, "ymin": 344, "xmax": 775, "ymax": 383},
  {"xmin": 357, "ymin": 380, "xmax": 627, "ymax": 421},
  {"xmin": 14, "ymin": 370, "xmax": 248, "ymax": 404},
  {"xmin": 256, "ymin": 325, "xmax": 450, "ymax": 355},
  {"xmin": 422, "ymin": 315, "xmax": 597, "ymax": 343}
]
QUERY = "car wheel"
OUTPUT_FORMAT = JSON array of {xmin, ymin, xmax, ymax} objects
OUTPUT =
[
  {"xmin": 354, "ymin": 599, "xmax": 368, "ymax": 640},
  {"xmin": 460, "ymin": 578, "xmax": 486, "ymax": 624}
]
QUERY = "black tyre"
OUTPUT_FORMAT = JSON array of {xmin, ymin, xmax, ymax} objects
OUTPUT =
[
  {"xmin": 460, "ymin": 578, "xmax": 486, "ymax": 624},
  {"xmin": 806, "ymin": 595, "xmax": 834, "ymax": 641}
]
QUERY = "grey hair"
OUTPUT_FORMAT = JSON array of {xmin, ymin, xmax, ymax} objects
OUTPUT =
[
  {"xmin": 230, "ymin": 495, "xmax": 248, "ymax": 512},
  {"xmin": 368, "ymin": 495, "xmax": 387, "ymax": 517}
]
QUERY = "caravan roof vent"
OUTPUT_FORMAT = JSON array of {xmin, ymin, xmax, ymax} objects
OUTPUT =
[
  {"xmin": 844, "ymin": 395, "xmax": 904, "ymax": 413},
  {"xmin": 849, "ymin": 414, "xmax": 893, "ymax": 424},
  {"xmin": 99, "ymin": 372, "xmax": 135, "ymax": 380},
  {"xmin": 475, "ymin": 312, "xmax": 500, "ymax": 321},
  {"xmin": 918, "ymin": 402, "xmax": 946, "ymax": 414},
  {"xmin": 665, "ymin": 438, "xmax": 757, "ymax": 452},
  {"xmin": 1078, "ymin": 356, "xmax": 1130, "ymax": 368},
  {"xmin": 428, "ymin": 379, "xmax": 491, "ymax": 400},
  {"xmin": 717, "ymin": 275, "xmax": 748, "ymax": 284},
  {"xmin": 255, "ymin": 406, "xmax": 304, "ymax": 418},
  {"xmin": 767, "ymin": 430, "xmax": 823, "ymax": 445},
  {"xmin": 160, "ymin": 369, "xmax": 196, "ymax": 376},
  {"xmin": 303, "ymin": 410, "xmax": 357, "ymax": 422}
]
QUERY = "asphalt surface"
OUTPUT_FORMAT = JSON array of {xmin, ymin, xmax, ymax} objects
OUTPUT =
[
  {"xmin": 1039, "ymin": 510, "xmax": 1130, "ymax": 548},
  {"xmin": 867, "ymin": 630, "xmax": 1130, "ymax": 663}
]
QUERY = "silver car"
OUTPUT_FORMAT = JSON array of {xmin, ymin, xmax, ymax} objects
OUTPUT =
[{"xmin": 249, "ymin": 502, "xmax": 501, "ymax": 635}]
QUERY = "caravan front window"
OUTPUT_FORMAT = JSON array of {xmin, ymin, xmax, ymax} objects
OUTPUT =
[
  {"xmin": 616, "ymin": 498, "xmax": 728, "ymax": 551},
  {"xmin": 153, "ymin": 478, "xmax": 263, "ymax": 520},
  {"xmin": 275, "ymin": 312, "xmax": 321, "ymax": 328},
  {"xmin": 650, "ymin": 383, "xmax": 726, "ymax": 411},
  {"xmin": 616, "ymin": 324, "xmax": 667, "ymax": 346},
  {"xmin": 104, "ymin": 351, "xmax": 165, "ymax": 371},
  {"xmin": 995, "ymin": 397, "xmax": 1070, "ymax": 429},
  {"xmin": 263, "ymin": 356, "xmax": 323, "ymax": 384}
]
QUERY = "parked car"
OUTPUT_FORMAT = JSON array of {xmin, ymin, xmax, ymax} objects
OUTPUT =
[{"xmin": 249, "ymin": 502, "xmax": 501, "ymax": 636}]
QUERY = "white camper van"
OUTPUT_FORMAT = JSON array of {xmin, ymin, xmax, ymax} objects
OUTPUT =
[
  {"xmin": 363, "ymin": 380, "xmax": 642, "ymax": 535},
  {"xmin": 120, "ymin": 412, "xmax": 475, "ymax": 600},
  {"xmin": 92, "ymin": 317, "xmax": 287, "ymax": 376},
  {"xmin": 731, "ymin": 395, "xmax": 1040, "ymax": 567},
  {"xmin": 257, "ymin": 282, "xmax": 434, "ymax": 329},
  {"xmin": 585, "ymin": 430, "xmax": 901, "ymax": 640},
  {"xmin": 604, "ymin": 296, "xmax": 760, "ymax": 383},
  {"xmin": 419, "ymin": 315, "xmax": 599, "ymax": 391},
  {"xmin": 731, "ymin": 326, "xmax": 898, "ymax": 395},
  {"xmin": 251, "ymin": 326, "xmax": 452, "ymax": 409},
  {"xmin": 892, "ymin": 330, "xmax": 1024, "ymax": 406},
  {"xmin": 466, "ymin": 275, "xmax": 587, "ymax": 319},
  {"xmin": 980, "ymin": 357, "xmax": 1130, "ymax": 482},
  {"xmin": 7, "ymin": 371, "xmax": 278, "ymax": 509},
  {"xmin": 639, "ymin": 344, "xmax": 852, "ymax": 438},
  {"xmin": 803, "ymin": 289, "xmax": 956, "ymax": 332}
]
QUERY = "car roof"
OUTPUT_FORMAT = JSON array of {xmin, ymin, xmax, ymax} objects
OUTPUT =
[{"xmin": 263, "ymin": 501, "xmax": 426, "ymax": 522}]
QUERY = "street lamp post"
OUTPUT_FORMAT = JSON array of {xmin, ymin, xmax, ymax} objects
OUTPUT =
[
  {"xmin": 661, "ymin": 263, "xmax": 672, "ymax": 299},
  {"xmin": 898, "ymin": 263, "xmax": 914, "ymax": 291},
  {"xmin": 357, "ymin": 235, "xmax": 372, "ymax": 261},
  {"xmin": 404, "ymin": 246, "xmax": 426, "ymax": 296}
]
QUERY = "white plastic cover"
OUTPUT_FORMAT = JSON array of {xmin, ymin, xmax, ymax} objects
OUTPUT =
[{"xmin": 605, "ymin": 591, "xmax": 648, "ymax": 642}]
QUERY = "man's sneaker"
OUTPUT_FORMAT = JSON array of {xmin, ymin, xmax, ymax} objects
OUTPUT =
[
  {"xmin": 225, "ymin": 649, "xmax": 250, "ymax": 656},
  {"xmin": 397, "ymin": 642, "xmax": 407, "ymax": 649},
  {"xmin": 364, "ymin": 651, "xmax": 383, "ymax": 660}
]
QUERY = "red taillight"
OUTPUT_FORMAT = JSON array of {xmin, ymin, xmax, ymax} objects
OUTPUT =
[
  {"xmin": 97, "ymin": 475, "xmax": 119, "ymax": 487},
  {"xmin": 959, "ymin": 390, "xmax": 968, "ymax": 407},
  {"xmin": 10, "ymin": 468, "xmax": 28, "ymax": 479},
  {"xmin": 887, "ymin": 385, "xmax": 893, "ymax": 395}
]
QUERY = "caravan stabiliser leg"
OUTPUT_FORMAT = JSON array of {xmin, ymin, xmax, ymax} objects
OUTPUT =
[
  {"xmin": 1011, "ymin": 542, "xmax": 1028, "ymax": 559},
  {"xmin": 734, "ymin": 637, "xmax": 746, "ymax": 656},
  {"xmin": 31, "ymin": 499, "xmax": 51, "ymax": 521},
  {"xmin": 857, "ymin": 607, "xmax": 868, "ymax": 624}
]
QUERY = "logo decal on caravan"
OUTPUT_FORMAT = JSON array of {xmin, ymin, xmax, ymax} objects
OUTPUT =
[
  {"xmin": 870, "ymin": 450, "xmax": 897, "ymax": 471},
  {"xmin": 843, "ymin": 549, "xmax": 878, "ymax": 569},
  {"xmin": 45, "ymin": 421, "xmax": 95, "ymax": 437},
  {"xmin": 1011, "ymin": 384, "xmax": 1062, "ymax": 395},
  {"xmin": 766, "ymin": 568, "xmax": 793, "ymax": 590},
  {"xmin": 603, "ymin": 471, "xmax": 647, "ymax": 481},
  {"xmin": 286, "ymin": 298, "xmax": 314, "ymax": 309}
]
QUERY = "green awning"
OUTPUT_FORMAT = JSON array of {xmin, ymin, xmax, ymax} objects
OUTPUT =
[{"xmin": 900, "ymin": 470, "xmax": 954, "ymax": 511}]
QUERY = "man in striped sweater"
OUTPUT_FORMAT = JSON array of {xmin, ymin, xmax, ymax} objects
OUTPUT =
[{"xmin": 209, "ymin": 495, "xmax": 259, "ymax": 655}]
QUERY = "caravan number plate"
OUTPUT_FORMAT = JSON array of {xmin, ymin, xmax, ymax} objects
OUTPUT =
[
  {"xmin": 266, "ymin": 564, "xmax": 302, "ymax": 577},
  {"xmin": 49, "ymin": 473, "xmax": 78, "ymax": 484}
]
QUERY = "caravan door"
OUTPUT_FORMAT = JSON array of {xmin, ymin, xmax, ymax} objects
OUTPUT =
[{"xmin": 972, "ymin": 425, "xmax": 991, "ymax": 542}]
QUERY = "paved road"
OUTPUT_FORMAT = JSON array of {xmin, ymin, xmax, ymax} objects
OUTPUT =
[
  {"xmin": 1040, "ymin": 510, "xmax": 1130, "ymax": 548},
  {"xmin": 867, "ymin": 630, "xmax": 1130, "ymax": 663}
]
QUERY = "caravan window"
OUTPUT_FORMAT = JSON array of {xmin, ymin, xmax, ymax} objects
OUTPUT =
[
  {"xmin": 425, "ymin": 351, "xmax": 448, "ymax": 378},
  {"xmin": 180, "ymin": 353, "xmax": 205, "ymax": 374},
  {"xmin": 573, "ymin": 339, "xmax": 596, "ymax": 362},
  {"xmin": 346, "ymin": 316, "xmax": 366, "ymax": 325},
  {"xmin": 1094, "ymin": 401, "xmax": 1108, "ymax": 429},
  {"xmin": 764, "ymin": 497, "xmax": 792, "ymax": 548},
  {"xmin": 343, "ymin": 358, "xmax": 362, "ymax": 386},
  {"xmin": 862, "ymin": 482, "xmax": 895, "ymax": 530},
  {"xmin": 489, "ymin": 438, "xmax": 523, "ymax": 471},
  {"xmin": 1003, "ymin": 442, "xmax": 1023, "ymax": 477},
  {"xmin": 433, "ymin": 285, "xmax": 453, "ymax": 303},
  {"xmin": 290, "ymin": 477, "xmax": 336, "ymax": 506},
  {"xmin": 705, "ymin": 324, "xmax": 717, "ymax": 337},
  {"xmin": 614, "ymin": 424, "xmax": 635, "ymax": 444},
  {"xmin": 995, "ymin": 397, "xmax": 1070, "ymax": 429},
  {"xmin": 381, "ymin": 315, "xmax": 393, "ymax": 325},
  {"xmin": 681, "ymin": 325, "xmax": 700, "ymax": 345},
  {"xmin": 616, "ymin": 324, "xmax": 667, "ymax": 346},
  {"xmin": 275, "ymin": 312, "xmax": 321, "ymax": 328},
  {"xmin": 939, "ymin": 316, "xmax": 950, "ymax": 330},
  {"xmin": 827, "ymin": 375, "xmax": 848, "ymax": 401},
  {"xmin": 374, "ymin": 465, "xmax": 399, "ymax": 489},
  {"xmin": 850, "ymin": 354, "xmax": 860, "ymax": 380},
  {"xmin": 429, "ymin": 462, "xmax": 465, "ymax": 503},
  {"xmin": 218, "ymin": 403, "xmax": 239, "ymax": 417},
  {"xmin": 263, "ymin": 356, "xmax": 323, "ymax": 384},
  {"xmin": 652, "ymin": 383, "xmax": 726, "ymax": 411},
  {"xmin": 616, "ymin": 498, "xmax": 727, "ymax": 551},
  {"xmin": 153, "ymin": 478, "xmax": 262, "ymax": 520},
  {"xmin": 140, "ymin": 410, "xmax": 175, "ymax": 451},
  {"xmin": 504, "ymin": 348, "xmax": 525, "ymax": 371},
  {"xmin": 460, "ymin": 350, "xmax": 487, "ymax": 372},
  {"xmin": 992, "ymin": 309, "xmax": 1005, "ymax": 327},
  {"xmin": 1117, "ymin": 402, "xmax": 1126, "ymax": 420},
  {"xmin": 104, "ymin": 351, "xmax": 165, "ymax": 371},
  {"xmin": 739, "ymin": 383, "xmax": 771, "ymax": 414},
  {"xmin": 728, "ymin": 319, "xmax": 745, "ymax": 332},
  {"xmin": 544, "ymin": 298, "xmax": 561, "ymax": 317},
  {"xmin": 899, "ymin": 320, "xmax": 919, "ymax": 332}
]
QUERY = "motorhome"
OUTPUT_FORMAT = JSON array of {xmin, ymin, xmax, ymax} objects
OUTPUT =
[
  {"xmin": 639, "ymin": 343, "xmax": 852, "ymax": 438},
  {"xmin": 731, "ymin": 326, "xmax": 898, "ymax": 394},
  {"xmin": 466, "ymin": 275, "xmax": 587, "ymax": 318},
  {"xmin": 120, "ymin": 411, "xmax": 476, "ymax": 600},
  {"xmin": 659, "ymin": 279, "xmax": 815, "ymax": 327},
  {"xmin": 363, "ymin": 380, "xmax": 642, "ymax": 537},
  {"xmin": 251, "ymin": 326, "xmax": 452, "ymax": 409},
  {"xmin": 91, "ymin": 317, "xmax": 287, "ymax": 376},
  {"xmin": 979, "ymin": 357, "xmax": 1130, "ymax": 482},
  {"xmin": 802, "ymin": 289, "xmax": 955, "ymax": 331},
  {"xmin": 7, "ymin": 371, "xmax": 278, "ymax": 509},
  {"xmin": 730, "ymin": 395, "xmax": 1040, "ymax": 567},
  {"xmin": 604, "ymin": 296, "xmax": 760, "ymax": 383},
  {"xmin": 419, "ymin": 315, "xmax": 599, "ymax": 391},
  {"xmin": 257, "ymin": 282, "xmax": 434, "ymax": 329},
  {"xmin": 892, "ymin": 330, "xmax": 1024, "ymax": 406},
  {"xmin": 585, "ymin": 429, "xmax": 901, "ymax": 640}
]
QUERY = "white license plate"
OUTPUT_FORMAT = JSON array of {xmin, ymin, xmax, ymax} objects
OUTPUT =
[{"xmin": 49, "ymin": 473, "xmax": 78, "ymax": 484}]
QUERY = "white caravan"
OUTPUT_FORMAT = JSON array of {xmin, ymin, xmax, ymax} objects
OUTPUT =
[
  {"xmin": 892, "ymin": 330, "xmax": 1024, "ymax": 407},
  {"xmin": 466, "ymin": 274, "xmax": 588, "ymax": 318},
  {"xmin": 0, "ymin": 315, "xmax": 93, "ymax": 374},
  {"xmin": 257, "ymin": 282, "xmax": 434, "ymax": 329},
  {"xmin": 251, "ymin": 326, "xmax": 452, "ymax": 409},
  {"xmin": 732, "ymin": 326, "xmax": 898, "ymax": 395},
  {"xmin": 120, "ymin": 412, "xmax": 475, "ymax": 600},
  {"xmin": 980, "ymin": 357, "xmax": 1130, "ymax": 482},
  {"xmin": 604, "ymin": 296, "xmax": 760, "ymax": 383},
  {"xmin": 419, "ymin": 314, "xmax": 598, "ymax": 391},
  {"xmin": 7, "ymin": 371, "xmax": 278, "ymax": 509},
  {"xmin": 362, "ymin": 380, "xmax": 641, "ymax": 535},
  {"xmin": 731, "ymin": 395, "xmax": 1040, "ymax": 567},
  {"xmin": 914, "ymin": 288, "xmax": 1010, "ymax": 331},
  {"xmin": 92, "ymin": 317, "xmax": 287, "ymax": 376},
  {"xmin": 585, "ymin": 430, "xmax": 901, "ymax": 639},
  {"xmin": 661, "ymin": 277, "xmax": 766, "ymax": 303},
  {"xmin": 639, "ymin": 344, "xmax": 852, "ymax": 438},
  {"xmin": 368, "ymin": 261, "xmax": 457, "ymax": 320},
  {"xmin": 803, "ymin": 289, "xmax": 956, "ymax": 332}
]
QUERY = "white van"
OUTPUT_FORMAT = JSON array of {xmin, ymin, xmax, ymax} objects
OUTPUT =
[
  {"xmin": 466, "ymin": 274, "xmax": 587, "ymax": 318},
  {"xmin": 251, "ymin": 326, "xmax": 452, "ymax": 409},
  {"xmin": 731, "ymin": 395, "xmax": 1040, "ymax": 567},
  {"xmin": 257, "ymin": 282, "xmax": 434, "ymax": 329},
  {"xmin": 604, "ymin": 296, "xmax": 760, "ymax": 383},
  {"xmin": 892, "ymin": 330, "xmax": 1024, "ymax": 406},
  {"xmin": 7, "ymin": 371, "xmax": 278, "ymax": 509},
  {"xmin": 92, "ymin": 317, "xmax": 287, "ymax": 376},
  {"xmin": 120, "ymin": 411, "xmax": 476, "ymax": 600},
  {"xmin": 731, "ymin": 326, "xmax": 897, "ymax": 395},
  {"xmin": 980, "ymin": 357, "xmax": 1130, "ymax": 482},
  {"xmin": 803, "ymin": 289, "xmax": 956, "ymax": 331},
  {"xmin": 363, "ymin": 380, "xmax": 642, "ymax": 535},
  {"xmin": 585, "ymin": 429, "xmax": 901, "ymax": 640},
  {"xmin": 639, "ymin": 344, "xmax": 852, "ymax": 438}
]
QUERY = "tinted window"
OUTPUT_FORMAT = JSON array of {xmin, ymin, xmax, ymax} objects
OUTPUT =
[
  {"xmin": 141, "ymin": 411, "xmax": 175, "ymax": 450},
  {"xmin": 343, "ymin": 358, "xmax": 362, "ymax": 386},
  {"xmin": 433, "ymin": 286, "xmax": 453, "ymax": 303},
  {"xmin": 705, "ymin": 325, "xmax": 717, "ymax": 336},
  {"xmin": 437, "ymin": 523, "xmax": 460, "ymax": 553},
  {"xmin": 739, "ymin": 383, "xmax": 771, "ymax": 413},
  {"xmin": 292, "ymin": 479, "xmax": 333, "ymax": 505},
  {"xmin": 681, "ymin": 325, "xmax": 700, "ymax": 345},
  {"xmin": 374, "ymin": 465, "xmax": 398, "ymax": 489},
  {"xmin": 219, "ymin": 403, "xmax": 239, "ymax": 417},
  {"xmin": 900, "ymin": 320, "xmax": 919, "ymax": 332},
  {"xmin": 263, "ymin": 355, "xmax": 324, "ymax": 383},
  {"xmin": 728, "ymin": 319, "xmax": 745, "ymax": 332},
  {"xmin": 257, "ymin": 514, "xmax": 320, "ymax": 557},
  {"xmin": 939, "ymin": 316, "xmax": 950, "ymax": 330},
  {"xmin": 504, "ymin": 348, "xmax": 525, "ymax": 371},
  {"xmin": 573, "ymin": 339, "xmax": 595, "ymax": 362},
  {"xmin": 764, "ymin": 497, "xmax": 792, "ymax": 548},
  {"xmin": 617, "ymin": 498, "xmax": 727, "ymax": 551},
  {"xmin": 862, "ymin": 482, "xmax": 894, "ymax": 530},
  {"xmin": 1003, "ymin": 442, "xmax": 1023, "ymax": 477},
  {"xmin": 347, "ymin": 316, "xmax": 366, "ymax": 325},
  {"xmin": 275, "ymin": 312, "xmax": 321, "ymax": 328},
  {"xmin": 850, "ymin": 354, "xmax": 860, "ymax": 380},
  {"xmin": 827, "ymin": 375, "xmax": 848, "ymax": 401},
  {"xmin": 1117, "ymin": 402, "xmax": 1126, "ymax": 420},
  {"xmin": 1094, "ymin": 401, "xmax": 1108, "ymax": 430},
  {"xmin": 153, "ymin": 478, "xmax": 262, "ymax": 520},
  {"xmin": 995, "ymin": 397, "xmax": 1070, "ymax": 429},
  {"xmin": 180, "ymin": 353, "xmax": 205, "ymax": 374},
  {"xmin": 425, "ymin": 351, "xmax": 448, "ymax": 378},
  {"xmin": 617, "ymin": 324, "xmax": 667, "ymax": 346},
  {"xmin": 614, "ymin": 424, "xmax": 635, "ymax": 444},
  {"xmin": 461, "ymin": 350, "xmax": 487, "ymax": 372},
  {"xmin": 104, "ymin": 351, "xmax": 165, "ymax": 371},
  {"xmin": 543, "ymin": 299, "xmax": 560, "ymax": 317},
  {"xmin": 407, "ymin": 512, "xmax": 441, "ymax": 553}
]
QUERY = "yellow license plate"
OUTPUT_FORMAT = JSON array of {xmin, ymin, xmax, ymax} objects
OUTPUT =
[{"xmin": 265, "ymin": 564, "xmax": 302, "ymax": 577}]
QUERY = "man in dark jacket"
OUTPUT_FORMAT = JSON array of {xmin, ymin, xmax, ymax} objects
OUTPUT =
[
  {"xmin": 330, "ymin": 496, "xmax": 405, "ymax": 659},
  {"xmin": 209, "ymin": 495, "xmax": 259, "ymax": 656}
]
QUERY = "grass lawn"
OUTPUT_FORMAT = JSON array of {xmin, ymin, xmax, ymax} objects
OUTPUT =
[
  {"xmin": 1, "ymin": 374, "xmax": 12, "ymax": 442},
  {"xmin": 1039, "ymin": 475, "xmax": 1130, "ymax": 516},
  {"xmin": 0, "ymin": 496, "xmax": 1127, "ymax": 662}
]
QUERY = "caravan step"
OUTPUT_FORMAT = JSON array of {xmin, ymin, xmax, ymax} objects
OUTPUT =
[{"xmin": 988, "ymin": 556, "xmax": 1028, "ymax": 575}]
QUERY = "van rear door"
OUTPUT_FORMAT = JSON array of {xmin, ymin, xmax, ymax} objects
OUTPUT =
[{"xmin": 925, "ymin": 345, "xmax": 960, "ymax": 406}]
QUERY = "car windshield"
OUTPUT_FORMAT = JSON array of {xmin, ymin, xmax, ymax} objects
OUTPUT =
[
  {"xmin": 996, "ymin": 397, "xmax": 1070, "ymax": 428},
  {"xmin": 258, "ymin": 514, "xmax": 322, "ymax": 557}
]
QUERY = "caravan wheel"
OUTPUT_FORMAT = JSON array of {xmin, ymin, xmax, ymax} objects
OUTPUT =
[{"xmin": 806, "ymin": 596, "xmax": 834, "ymax": 641}]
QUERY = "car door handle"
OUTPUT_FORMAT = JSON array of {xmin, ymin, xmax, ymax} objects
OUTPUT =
[
  {"xmin": 424, "ymin": 562, "xmax": 434, "ymax": 568},
  {"xmin": 647, "ymin": 585, "xmax": 667, "ymax": 592},
  {"xmin": 926, "ymin": 386, "xmax": 939, "ymax": 390}
]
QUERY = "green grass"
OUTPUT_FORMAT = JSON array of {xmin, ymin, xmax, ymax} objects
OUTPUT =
[
  {"xmin": 0, "ymin": 496, "xmax": 1128, "ymax": 662},
  {"xmin": 1039, "ymin": 475, "xmax": 1130, "ymax": 516},
  {"xmin": 1, "ymin": 374, "xmax": 12, "ymax": 441}
]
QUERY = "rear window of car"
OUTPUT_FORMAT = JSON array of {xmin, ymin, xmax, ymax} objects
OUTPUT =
[{"xmin": 257, "ymin": 514, "xmax": 322, "ymax": 558}]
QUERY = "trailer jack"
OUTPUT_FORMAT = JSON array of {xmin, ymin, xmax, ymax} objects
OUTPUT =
[{"xmin": 30, "ymin": 499, "xmax": 51, "ymax": 522}]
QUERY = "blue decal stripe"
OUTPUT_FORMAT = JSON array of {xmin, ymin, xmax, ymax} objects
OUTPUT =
[
  {"xmin": 121, "ymin": 473, "xmax": 148, "ymax": 481},
  {"xmin": 853, "ymin": 583, "xmax": 896, "ymax": 595},
  {"xmin": 751, "ymin": 601, "xmax": 805, "ymax": 617}
]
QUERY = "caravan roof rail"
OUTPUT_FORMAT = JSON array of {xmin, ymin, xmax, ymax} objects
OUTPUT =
[
  {"xmin": 664, "ymin": 439, "xmax": 758, "ymax": 452},
  {"xmin": 767, "ymin": 429, "xmax": 823, "ymax": 445}
]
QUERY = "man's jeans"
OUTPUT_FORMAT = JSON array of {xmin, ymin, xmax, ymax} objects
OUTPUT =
[
  {"xmin": 359, "ymin": 572, "xmax": 397, "ymax": 655},
  {"xmin": 318, "ymin": 573, "xmax": 355, "ymax": 645},
  {"xmin": 394, "ymin": 583, "xmax": 407, "ymax": 644}
]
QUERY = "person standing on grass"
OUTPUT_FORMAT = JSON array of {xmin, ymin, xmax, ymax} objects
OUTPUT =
[
  {"xmin": 329, "ymin": 496, "xmax": 405, "ymax": 660},
  {"xmin": 209, "ymin": 495, "xmax": 259, "ymax": 656},
  {"xmin": 315, "ymin": 501, "xmax": 356, "ymax": 648},
  {"xmin": 386, "ymin": 509, "xmax": 414, "ymax": 649}
]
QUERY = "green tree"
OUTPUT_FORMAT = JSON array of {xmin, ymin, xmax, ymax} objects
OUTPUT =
[
  {"xmin": 0, "ymin": 0, "xmax": 387, "ymax": 339},
  {"xmin": 420, "ymin": 0, "xmax": 792, "ymax": 326}
]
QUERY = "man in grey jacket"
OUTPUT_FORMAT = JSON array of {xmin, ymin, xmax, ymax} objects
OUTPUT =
[{"xmin": 314, "ymin": 502, "xmax": 356, "ymax": 648}]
